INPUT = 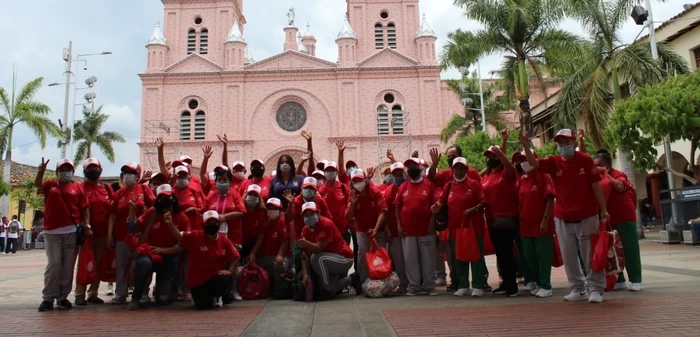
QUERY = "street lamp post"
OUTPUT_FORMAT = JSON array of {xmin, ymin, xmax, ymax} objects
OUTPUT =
[
  {"xmin": 70, "ymin": 52, "xmax": 111, "ymax": 157},
  {"xmin": 457, "ymin": 62, "xmax": 486, "ymax": 132}
]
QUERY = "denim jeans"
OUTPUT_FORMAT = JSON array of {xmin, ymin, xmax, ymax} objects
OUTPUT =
[{"xmin": 131, "ymin": 254, "xmax": 178, "ymax": 305}]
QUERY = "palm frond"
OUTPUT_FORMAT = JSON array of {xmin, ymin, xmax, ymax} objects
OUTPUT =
[
  {"xmin": 14, "ymin": 77, "xmax": 44, "ymax": 107},
  {"xmin": 580, "ymin": 64, "xmax": 614, "ymax": 147},
  {"xmin": 440, "ymin": 114, "xmax": 469, "ymax": 143},
  {"xmin": 99, "ymin": 131, "xmax": 126, "ymax": 143},
  {"xmin": 94, "ymin": 136, "xmax": 117, "ymax": 163},
  {"xmin": 656, "ymin": 42, "xmax": 692, "ymax": 76},
  {"xmin": 73, "ymin": 140, "xmax": 89, "ymax": 163},
  {"xmin": 0, "ymin": 88, "xmax": 11, "ymax": 115},
  {"xmin": 453, "ymin": 0, "xmax": 507, "ymax": 29}
]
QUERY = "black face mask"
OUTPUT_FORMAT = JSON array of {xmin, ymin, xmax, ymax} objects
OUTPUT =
[
  {"xmin": 203, "ymin": 224, "xmax": 220, "ymax": 235},
  {"xmin": 251, "ymin": 167, "xmax": 265, "ymax": 177},
  {"xmin": 447, "ymin": 157, "xmax": 455, "ymax": 167},
  {"xmin": 407, "ymin": 168, "xmax": 422, "ymax": 180},
  {"xmin": 487, "ymin": 158, "xmax": 501, "ymax": 169},
  {"xmin": 515, "ymin": 162, "xmax": 524, "ymax": 174},
  {"xmin": 84, "ymin": 170, "xmax": 101, "ymax": 181},
  {"xmin": 154, "ymin": 198, "xmax": 173, "ymax": 212}
]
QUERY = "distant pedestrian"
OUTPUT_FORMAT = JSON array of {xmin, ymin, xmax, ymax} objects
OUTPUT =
[
  {"xmin": 639, "ymin": 195, "xmax": 653, "ymax": 231},
  {"xmin": 0, "ymin": 216, "xmax": 6, "ymax": 252},
  {"xmin": 5, "ymin": 217, "xmax": 21, "ymax": 254}
]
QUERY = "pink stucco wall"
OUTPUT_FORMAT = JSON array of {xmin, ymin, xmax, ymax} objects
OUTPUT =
[{"xmin": 140, "ymin": 0, "xmax": 463, "ymax": 174}]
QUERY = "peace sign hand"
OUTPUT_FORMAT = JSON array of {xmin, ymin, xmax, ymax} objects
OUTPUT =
[
  {"xmin": 202, "ymin": 146, "xmax": 213, "ymax": 159},
  {"xmin": 39, "ymin": 157, "xmax": 50, "ymax": 171},
  {"xmin": 155, "ymin": 137, "xmax": 165, "ymax": 149}
]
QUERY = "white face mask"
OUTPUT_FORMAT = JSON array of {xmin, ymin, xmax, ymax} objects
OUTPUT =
[
  {"xmin": 123, "ymin": 173, "xmax": 137, "ymax": 186},
  {"xmin": 267, "ymin": 210, "xmax": 280, "ymax": 220},
  {"xmin": 521, "ymin": 161, "xmax": 535, "ymax": 173},
  {"xmin": 354, "ymin": 181, "xmax": 366, "ymax": 193},
  {"xmin": 453, "ymin": 174, "xmax": 466, "ymax": 183},
  {"xmin": 233, "ymin": 171, "xmax": 245, "ymax": 180}
]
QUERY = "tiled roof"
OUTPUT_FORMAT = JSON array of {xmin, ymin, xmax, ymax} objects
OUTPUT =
[{"xmin": 0, "ymin": 161, "xmax": 84, "ymax": 185}]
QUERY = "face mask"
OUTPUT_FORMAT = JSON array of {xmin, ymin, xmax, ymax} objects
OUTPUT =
[
  {"xmin": 233, "ymin": 171, "xmax": 245, "ymax": 180},
  {"xmin": 149, "ymin": 183, "xmax": 158, "ymax": 193},
  {"xmin": 58, "ymin": 172, "xmax": 73, "ymax": 183},
  {"xmin": 447, "ymin": 157, "xmax": 455, "ymax": 167},
  {"xmin": 304, "ymin": 213, "xmax": 319, "ymax": 227},
  {"xmin": 395, "ymin": 177, "xmax": 406, "ymax": 186},
  {"xmin": 280, "ymin": 163, "xmax": 291, "ymax": 172},
  {"xmin": 384, "ymin": 175, "xmax": 395, "ymax": 184},
  {"xmin": 84, "ymin": 170, "xmax": 101, "ymax": 181},
  {"xmin": 407, "ymin": 168, "xmax": 422, "ymax": 180},
  {"xmin": 267, "ymin": 210, "xmax": 280, "ymax": 220},
  {"xmin": 216, "ymin": 182, "xmax": 230, "ymax": 194},
  {"xmin": 487, "ymin": 158, "xmax": 501, "ymax": 169},
  {"xmin": 558, "ymin": 145, "xmax": 575, "ymax": 157},
  {"xmin": 316, "ymin": 179, "xmax": 325, "ymax": 187},
  {"xmin": 155, "ymin": 198, "xmax": 173, "ymax": 212},
  {"xmin": 325, "ymin": 171, "xmax": 337, "ymax": 181},
  {"xmin": 521, "ymin": 161, "xmax": 535, "ymax": 173},
  {"xmin": 176, "ymin": 178, "xmax": 189, "ymax": 189},
  {"xmin": 348, "ymin": 167, "xmax": 357, "ymax": 175},
  {"xmin": 515, "ymin": 162, "xmax": 525, "ymax": 174},
  {"xmin": 209, "ymin": 172, "xmax": 216, "ymax": 181},
  {"xmin": 251, "ymin": 167, "xmax": 265, "ymax": 177},
  {"xmin": 354, "ymin": 181, "xmax": 366, "ymax": 192},
  {"xmin": 245, "ymin": 195, "xmax": 260, "ymax": 207},
  {"xmin": 123, "ymin": 173, "xmax": 137, "ymax": 186},
  {"xmin": 420, "ymin": 168, "xmax": 426, "ymax": 178},
  {"xmin": 453, "ymin": 173, "xmax": 466, "ymax": 183},
  {"xmin": 203, "ymin": 224, "xmax": 220, "ymax": 236},
  {"xmin": 302, "ymin": 188, "xmax": 315, "ymax": 200}
]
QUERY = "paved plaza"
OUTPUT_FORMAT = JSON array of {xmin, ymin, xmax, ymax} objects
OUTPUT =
[{"xmin": 1, "ymin": 230, "xmax": 698, "ymax": 337}]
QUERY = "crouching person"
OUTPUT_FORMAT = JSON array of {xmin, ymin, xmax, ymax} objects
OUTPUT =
[
  {"xmin": 298, "ymin": 202, "xmax": 355, "ymax": 299},
  {"xmin": 177, "ymin": 211, "xmax": 240, "ymax": 309}
]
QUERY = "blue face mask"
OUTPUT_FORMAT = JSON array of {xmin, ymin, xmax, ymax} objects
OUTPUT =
[
  {"xmin": 302, "ymin": 188, "xmax": 316, "ymax": 200},
  {"xmin": 325, "ymin": 171, "xmax": 338, "ymax": 181},
  {"xmin": 348, "ymin": 167, "xmax": 357, "ymax": 175},
  {"xmin": 216, "ymin": 182, "xmax": 230, "ymax": 194},
  {"xmin": 395, "ymin": 177, "xmax": 407, "ymax": 186},
  {"xmin": 304, "ymin": 213, "xmax": 319, "ymax": 227},
  {"xmin": 557, "ymin": 145, "xmax": 576, "ymax": 157},
  {"xmin": 384, "ymin": 175, "xmax": 395, "ymax": 184}
]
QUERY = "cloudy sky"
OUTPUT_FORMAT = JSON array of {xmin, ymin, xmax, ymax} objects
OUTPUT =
[{"xmin": 0, "ymin": 0, "xmax": 688, "ymax": 175}]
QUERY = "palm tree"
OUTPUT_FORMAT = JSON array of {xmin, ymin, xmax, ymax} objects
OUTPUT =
[
  {"xmin": 0, "ymin": 72, "xmax": 61, "ymax": 215},
  {"xmin": 556, "ymin": 0, "xmax": 690, "ymax": 146},
  {"xmin": 441, "ymin": 0, "xmax": 582, "ymax": 135},
  {"xmin": 72, "ymin": 105, "xmax": 125, "ymax": 163},
  {"xmin": 440, "ymin": 74, "xmax": 512, "ymax": 143}
]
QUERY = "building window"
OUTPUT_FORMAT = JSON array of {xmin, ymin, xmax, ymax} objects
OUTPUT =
[
  {"xmin": 695, "ymin": 48, "xmax": 700, "ymax": 68},
  {"xmin": 375, "ymin": 23, "xmax": 384, "ymax": 49},
  {"xmin": 194, "ymin": 111, "xmax": 206, "ymax": 139},
  {"xmin": 391, "ymin": 105, "xmax": 404, "ymax": 134},
  {"xmin": 200, "ymin": 29, "xmax": 208, "ymax": 54},
  {"xmin": 187, "ymin": 29, "xmax": 196, "ymax": 54},
  {"xmin": 180, "ymin": 111, "xmax": 191, "ymax": 140},
  {"xmin": 377, "ymin": 105, "xmax": 389, "ymax": 135},
  {"xmin": 387, "ymin": 23, "xmax": 397, "ymax": 49}
]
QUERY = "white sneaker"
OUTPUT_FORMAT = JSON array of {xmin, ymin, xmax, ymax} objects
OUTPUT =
[
  {"xmin": 106, "ymin": 284, "xmax": 114, "ymax": 296},
  {"xmin": 233, "ymin": 291, "xmax": 243, "ymax": 301},
  {"xmin": 628, "ymin": 283, "xmax": 643, "ymax": 292},
  {"xmin": 471, "ymin": 289, "xmax": 484, "ymax": 297},
  {"xmin": 588, "ymin": 292, "xmax": 604, "ymax": 303},
  {"xmin": 613, "ymin": 282, "xmax": 627, "ymax": 291},
  {"xmin": 215, "ymin": 297, "xmax": 223, "ymax": 308},
  {"xmin": 563, "ymin": 290, "xmax": 588, "ymax": 302},
  {"xmin": 530, "ymin": 287, "xmax": 540, "ymax": 296},
  {"xmin": 453, "ymin": 288, "xmax": 470, "ymax": 297},
  {"xmin": 535, "ymin": 288, "xmax": 553, "ymax": 298},
  {"xmin": 525, "ymin": 282, "xmax": 537, "ymax": 292}
]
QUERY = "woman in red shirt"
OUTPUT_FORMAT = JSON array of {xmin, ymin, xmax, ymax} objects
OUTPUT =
[
  {"xmin": 126, "ymin": 184, "xmax": 189, "ymax": 310},
  {"xmin": 594, "ymin": 149, "xmax": 642, "ymax": 292},
  {"xmin": 107, "ymin": 162, "xmax": 155, "ymax": 305},
  {"xmin": 36, "ymin": 158, "xmax": 89, "ymax": 312},
  {"xmin": 481, "ymin": 145, "xmax": 519, "ymax": 297},
  {"xmin": 248, "ymin": 159, "xmax": 272, "ymax": 201},
  {"xmin": 433, "ymin": 157, "xmax": 487, "ymax": 297},
  {"xmin": 241, "ymin": 184, "xmax": 267, "ymax": 261},
  {"xmin": 75, "ymin": 158, "xmax": 114, "ymax": 306},
  {"xmin": 177, "ymin": 210, "xmax": 240, "ymax": 310},
  {"xmin": 346, "ymin": 169, "xmax": 388, "ymax": 286},
  {"xmin": 257, "ymin": 198, "xmax": 293, "ymax": 275},
  {"xmin": 513, "ymin": 152, "xmax": 556, "ymax": 298},
  {"xmin": 382, "ymin": 162, "xmax": 409, "ymax": 293}
]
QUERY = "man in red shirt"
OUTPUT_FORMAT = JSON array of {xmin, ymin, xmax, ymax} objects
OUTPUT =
[
  {"xmin": 318, "ymin": 161, "xmax": 350, "ymax": 241},
  {"xmin": 382, "ymin": 162, "xmax": 409, "ymax": 292},
  {"xmin": 248, "ymin": 159, "xmax": 272, "ymax": 201},
  {"xmin": 36, "ymin": 158, "xmax": 90, "ymax": 312},
  {"xmin": 520, "ymin": 129, "xmax": 609, "ymax": 304},
  {"xmin": 257, "ymin": 198, "xmax": 293, "ymax": 275}
]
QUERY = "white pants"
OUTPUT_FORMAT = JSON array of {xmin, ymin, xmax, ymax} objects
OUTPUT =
[{"xmin": 402, "ymin": 235, "xmax": 436, "ymax": 292}]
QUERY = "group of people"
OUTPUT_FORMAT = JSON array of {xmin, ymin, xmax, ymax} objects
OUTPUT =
[
  {"xmin": 0, "ymin": 215, "xmax": 23, "ymax": 254},
  {"xmin": 34, "ymin": 128, "xmax": 643, "ymax": 312}
]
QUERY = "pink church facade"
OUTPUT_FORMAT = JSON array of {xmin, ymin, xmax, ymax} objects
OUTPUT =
[{"xmin": 139, "ymin": 0, "xmax": 462, "ymax": 174}]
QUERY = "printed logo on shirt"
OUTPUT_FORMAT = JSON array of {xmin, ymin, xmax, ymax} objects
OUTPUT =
[
  {"xmin": 556, "ymin": 170, "xmax": 563, "ymax": 177},
  {"xmin": 318, "ymin": 231, "xmax": 326, "ymax": 239},
  {"xmin": 421, "ymin": 190, "xmax": 428, "ymax": 196},
  {"xmin": 402, "ymin": 191, "xmax": 409, "ymax": 197},
  {"xmin": 271, "ymin": 232, "xmax": 279, "ymax": 238},
  {"xmin": 200, "ymin": 246, "xmax": 208, "ymax": 252},
  {"xmin": 69, "ymin": 189, "xmax": 78, "ymax": 195},
  {"xmin": 579, "ymin": 168, "xmax": 586, "ymax": 175},
  {"xmin": 531, "ymin": 185, "xmax": 539, "ymax": 192},
  {"xmin": 466, "ymin": 189, "xmax": 474, "ymax": 195},
  {"xmin": 153, "ymin": 222, "xmax": 161, "ymax": 229}
]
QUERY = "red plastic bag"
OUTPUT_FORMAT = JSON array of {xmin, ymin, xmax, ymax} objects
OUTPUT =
[
  {"xmin": 238, "ymin": 261, "xmax": 269, "ymax": 300},
  {"xmin": 606, "ymin": 230, "xmax": 625, "ymax": 275},
  {"xmin": 552, "ymin": 236, "xmax": 563, "ymax": 268},
  {"xmin": 591, "ymin": 231, "xmax": 610, "ymax": 272},
  {"xmin": 455, "ymin": 227, "xmax": 480, "ymax": 263},
  {"xmin": 137, "ymin": 244, "xmax": 163, "ymax": 264},
  {"xmin": 76, "ymin": 240, "xmax": 98, "ymax": 286},
  {"xmin": 604, "ymin": 274, "xmax": 618, "ymax": 292},
  {"xmin": 366, "ymin": 239, "xmax": 393, "ymax": 280},
  {"xmin": 483, "ymin": 224, "xmax": 495, "ymax": 256},
  {"xmin": 100, "ymin": 249, "xmax": 117, "ymax": 282}
]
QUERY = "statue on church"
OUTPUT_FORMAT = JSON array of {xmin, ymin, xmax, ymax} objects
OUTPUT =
[{"xmin": 287, "ymin": 7, "xmax": 296, "ymax": 26}]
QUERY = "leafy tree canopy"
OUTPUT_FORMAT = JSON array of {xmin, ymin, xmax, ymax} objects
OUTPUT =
[{"xmin": 12, "ymin": 173, "xmax": 55, "ymax": 210}]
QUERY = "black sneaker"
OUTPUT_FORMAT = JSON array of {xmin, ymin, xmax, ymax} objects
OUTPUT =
[
  {"xmin": 75, "ymin": 298, "xmax": 88, "ymax": 306},
  {"xmin": 350, "ymin": 272, "xmax": 362, "ymax": 295},
  {"xmin": 483, "ymin": 283, "xmax": 493, "ymax": 292},
  {"xmin": 505, "ymin": 289, "xmax": 519, "ymax": 297},
  {"xmin": 38, "ymin": 301, "xmax": 54, "ymax": 312},
  {"xmin": 127, "ymin": 301, "xmax": 140, "ymax": 310},
  {"xmin": 87, "ymin": 297, "xmax": 105, "ymax": 304},
  {"xmin": 492, "ymin": 286, "xmax": 507, "ymax": 294},
  {"xmin": 56, "ymin": 299, "xmax": 73, "ymax": 310},
  {"xmin": 447, "ymin": 282, "xmax": 459, "ymax": 291}
]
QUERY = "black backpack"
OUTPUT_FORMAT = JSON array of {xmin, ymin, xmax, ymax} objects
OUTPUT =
[{"xmin": 270, "ymin": 272, "xmax": 295, "ymax": 300}]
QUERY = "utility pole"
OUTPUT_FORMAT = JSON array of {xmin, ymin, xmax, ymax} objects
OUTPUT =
[{"xmin": 60, "ymin": 41, "xmax": 73, "ymax": 159}]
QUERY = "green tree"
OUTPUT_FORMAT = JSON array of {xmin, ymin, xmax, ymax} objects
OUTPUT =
[
  {"xmin": 0, "ymin": 178, "xmax": 10, "ymax": 197},
  {"xmin": 439, "ymin": 130, "xmax": 523, "ymax": 171},
  {"xmin": 607, "ymin": 70, "xmax": 700, "ymax": 184},
  {"xmin": 441, "ymin": 0, "xmax": 581, "ymax": 134},
  {"xmin": 0, "ymin": 72, "xmax": 61, "ymax": 216},
  {"xmin": 71, "ymin": 105, "xmax": 125, "ymax": 163},
  {"xmin": 12, "ymin": 173, "xmax": 56, "ymax": 210},
  {"xmin": 440, "ymin": 73, "xmax": 512, "ymax": 143}
]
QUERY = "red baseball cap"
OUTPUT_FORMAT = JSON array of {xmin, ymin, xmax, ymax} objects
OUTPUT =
[
  {"xmin": 202, "ymin": 210, "xmax": 219, "ymax": 223},
  {"xmin": 302, "ymin": 177, "xmax": 318, "ymax": 190},
  {"xmin": 179, "ymin": 155, "xmax": 193, "ymax": 165},
  {"xmin": 553, "ymin": 129, "xmax": 576, "ymax": 142},
  {"xmin": 82, "ymin": 158, "xmax": 101, "ymax": 170},
  {"xmin": 121, "ymin": 162, "xmax": 142, "ymax": 175},
  {"xmin": 56, "ymin": 158, "xmax": 74, "ymax": 170}
]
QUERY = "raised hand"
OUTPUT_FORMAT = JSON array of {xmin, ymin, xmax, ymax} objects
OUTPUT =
[
  {"xmin": 141, "ymin": 170, "xmax": 153, "ymax": 184},
  {"xmin": 577, "ymin": 129, "xmax": 585, "ymax": 140},
  {"xmin": 39, "ymin": 157, "xmax": 50, "ymax": 171},
  {"xmin": 412, "ymin": 150, "xmax": 419, "ymax": 158},
  {"xmin": 386, "ymin": 149, "xmax": 395, "ymax": 161},
  {"xmin": 283, "ymin": 189, "xmax": 294, "ymax": 204},
  {"xmin": 301, "ymin": 130, "xmax": 312, "ymax": 141},
  {"xmin": 217, "ymin": 134, "xmax": 228, "ymax": 145},
  {"xmin": 518, "ymin": 132, "xmax": 530, "ymax": 147},
  {"xmin": 300, "ymin": 151, "xmax": 311, "ymax": 162},
  {"xmin": 501, "ymin": 129, "xmax": 509, "ymax": 140},
  {"xmin": 164, "ymin": 161, "xmax": 172, "ymax": 170},
  {"xmin": 429, "ymin": 148, "xmax": 440, "ymax": 165},
  {"xmin": 202, "ymin": 145, "xmax": 213, "ymax": 159},
  {"xmin": 491, "ymin": 145, "xmax": 504, "ymax": 157},
  {"xmin": 366, "ymin": 167, "xmax": 376, "ymax": 180},
  {"xmin": 336, "ymin": 139, "xmax": 346, "ymax": 152},
  {"xmin": 155, "ymin": 137, "xmax": 164, "ymax": 149}
]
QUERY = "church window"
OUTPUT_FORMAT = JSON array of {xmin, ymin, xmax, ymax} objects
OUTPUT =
[
  {"xmin": 194, "ymin": 111, "xmax": 206, "ymax": 140},
  {"xmin": 180, "ymin": 111, "xmax": 191, "ymax": 140},
  {"xmin": 374, "ymin": 24, "xmax": 384, "ymax": 49},
  {"xmin": 391, "ymin": 105, "xmax": 404, "ymax": 134},
  {"xmin": 377, "ymin": 105, "xmax": 389, "ymax": 135},
  {"xmin": 187, "ymin": 29, "xmax": 196, "ymax": 54},
  {"xmin": 387, "ymin": 23, "xmax": 397, "ymax": 49},
  {"xmin": 200, "ymin": 29, "xmax": 209, "ymax": 54},
  {"xmin": 194, "ymin": 16, "xmax": 203, "ymax": 25},
  {"xmin": 380, "ymin": 11, "xmax": 389, "ymax": 19},
  {"xmin": 384, "ymin": 93, "xmax": 395, "ymax": 104}
]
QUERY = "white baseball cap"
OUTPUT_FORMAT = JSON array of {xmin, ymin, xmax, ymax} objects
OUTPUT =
[
  {"xmin": 554, "ymin": 129, "xmax": 576, "ymax": 142},
  {"xmin": 156, "ymin": 184, "xmax": 172, "ymax": 196},
  {"xmin": 403, "ymin": 158, "xmax": 420, "ymax": 166},
  {"xmin": 174, "ymin": 166, "xmax": 189, "ymax": 176},
  {"xmin": 202, "ymin": 210, "xmax": 219, "ymax": 223},
  {"xmin": 179, "ymin": 155, "xmax": 193, "ymax": 164},
  {"xmin": 452, "ymin": 157, "xmax": 468, "ymax": 168},
  {"xmin": 312, "ymin": 170, "xmax": 325, "ymax": 178},
  {"xmin": 267, "ymin": 198, "xmax": 282, "ymax": 209},
  {"xmin": 324, "ymin": 161, "xmax": 338, "ymax": 171},
  {"xmin": 301, "ymin": 201, "xmax": 318, "ymax": 213},
  {"xmin": 56, "ymin": 158, "xmax": 74, "ymax": 170},
  {"xmin": 302, "ymin": 177, "xmax": 318, "ymax": 189},
  {"xmin": 350, "ymin": 169, "xmax": 366, "ymax": 180},
  {"xmin": 82, "ymin": 158, "xmax": 100, "ymax": 170},
  {"xmin": 316, "ymin": 160, "xmax": 329, "ymax": 170},
  {"xmin": 390, "ymin": 162, "xmax": 405, "ymax": 172},
  {"xmin": 246, "ymin": 184, "xmax": 262, "ymax": 195},
  {"xmin": 232, "ymin": 161, "xmax": 245, "ymax": 169}
]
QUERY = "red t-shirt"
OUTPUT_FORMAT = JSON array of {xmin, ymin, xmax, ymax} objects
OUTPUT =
[
  {"xmin": 111, "ymin": 184, "xmax": 155, "ymax": 241},
  {"xmin": 394, "ymin": 179, "xmax": 437, "ymax": 237},
  {"xmin": 232, "ymin": 177, "xmax": 251, "ymax": 199},
  {"xmin": 180, "ymin": 230, "xmax": 238, "ymax": 288},
  {"xmin": 318, "ymin": 182, "xmax": 350, "ymax": 233},
  {"xmin": 137, "ymin": 208, "xmax": 189, "ymax": 248},
  {"xmin": 172, "ymin": 186, "xmax": 205, "ymax": 231},
  {"xmin": 206, "ymin": 187, "xmax": 246, "ymax": 245},
  {"xmin": 248, "ymin": 176, "xmax": 272, "ymax": 201},
  {"xmin": 482, "ymin": 168, "xmax": 518, "ymax": 218},
  {"xmin": 607, "ymin": 169, "xmax": 637, "ymax": 225},
  {"xmin": 518, "ymin": 172, "xmax": 556, "ymax": 237},
  {"xmin": 41, "ymin": 180, "xmax": 88, "ymax": 231},
  {"xmin": 260, "ymin": 216, "xmax": 292, "ymax": 257},
  {"xmin": 539, "ymin": 152, "xmax": 602, "ymax": 221},
  {"xmin": 241, "ymin": 207, "xmax": 267, "ymax": 245},
  {"xmin": 381, "ymin": 184, "xmax": 400, "ymax": 237},
  {"xmin": 81, "ymin": 181, "xmax": 113, "ymax": 236},
  {"xmin": 292, "ymin": 195, "xmax": 332, "ymax": 240},
  {"xmin": 301, "ymin": 216, "xmax": 353, "ymax": 258},
  {"xmin": 350, "ymin": 185, "xmax": 388, "ymax": 233},
  {"xmin": 168, "ymin": 173, "xmax": 204, "ymax": 196},
  {"xmin": 439, "ymin": 179, "xmax": 486, "ymax": 237}
]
